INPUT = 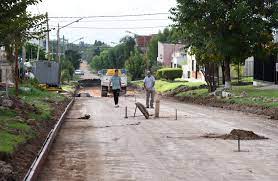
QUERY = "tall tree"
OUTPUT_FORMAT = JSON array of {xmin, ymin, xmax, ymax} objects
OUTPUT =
[
  {"xmin": 125, "ymin": 49, "xmax": 145, "ymax": 80},
  {"xmin": 0, "ymin": 0, "xmax": 46, "ymax": 96},
  {"xmin": 171, "ymin": 0, "xmax": 278, "ymax": 88}
]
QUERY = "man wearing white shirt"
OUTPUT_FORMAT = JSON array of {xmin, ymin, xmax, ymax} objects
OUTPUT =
[{"xmin": 144, "ymin": 71, "xmax": 156, "ymax": 108}]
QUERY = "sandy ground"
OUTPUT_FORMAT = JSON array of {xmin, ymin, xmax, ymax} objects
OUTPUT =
[
  {"xmin": 38, "ymin": 92, "xmax": 278, "ymax": 181},
  {"xmin": 38, "ymin": 63, "xmax": 278, "ymax": 181},
  {"xmin": 79, "ymin": 62, "xmax": 99, "ymax": 80}
]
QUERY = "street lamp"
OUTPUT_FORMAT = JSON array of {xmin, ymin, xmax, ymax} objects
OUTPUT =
[
  {"xmin": 55, "ymin": 18, "xmax": 83, "ymax": 85},
  {"xmin": 70, "ymin": 37, "xmax": 84, "ymax": 44},
  {"xmin": 67, "ymin": 37, "xmax": 84, "ymax": 50}
]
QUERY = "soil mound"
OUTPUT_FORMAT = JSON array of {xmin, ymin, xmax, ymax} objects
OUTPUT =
[
  {"xmin": 78, "ymin": 79, "xmax": 101, "ymax": 87},
  {"xmin": 203, "ymin": 129, "xmax": 268, "ymax": 140}
]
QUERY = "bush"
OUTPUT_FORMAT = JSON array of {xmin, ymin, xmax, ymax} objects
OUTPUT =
[{"xmin": 156, "ymin": 68, "xmax": 183, "ymax": 81}]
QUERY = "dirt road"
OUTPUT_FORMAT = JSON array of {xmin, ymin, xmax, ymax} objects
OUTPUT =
[
  {"xmin": 38, "ymin": 62, "xmax": 278, "ymax": 180},
  {"xmin": 38, "ymin": 92, "xmax": 278, "ymax": 181}
]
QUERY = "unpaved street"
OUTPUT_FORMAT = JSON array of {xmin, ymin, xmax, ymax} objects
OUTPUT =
[
  {"xmin": 38, "ymin": 62, "xmax": 278, "ymax": 181},
  {"xmin": 38, "ymin": 92, "xmax": 278, "ymax": 180}
]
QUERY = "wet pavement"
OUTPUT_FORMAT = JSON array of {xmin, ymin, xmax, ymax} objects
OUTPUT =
[{"xmin": 38, "ymin": 94, "xmax": 278, "ymax": 181}]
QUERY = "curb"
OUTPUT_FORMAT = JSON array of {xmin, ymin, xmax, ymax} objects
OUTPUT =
[{"xmin": 23, "ymin": 98, "xmax": 75, "ymax": 181}]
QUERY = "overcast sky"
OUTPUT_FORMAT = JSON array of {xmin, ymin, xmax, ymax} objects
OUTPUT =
[{"xmin": 32, "ymin": 0, "xmax": 176, "ymax": 45}]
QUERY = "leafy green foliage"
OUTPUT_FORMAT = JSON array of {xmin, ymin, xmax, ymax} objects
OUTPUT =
[
  {"xmin": 65, "ymin": 50, "xmax": 81, "ymax": 70},
  {"xmin": 90, "ymin": 36, "xmax": 136, "ymax": 70},
  {"xmin": 0, "ymin": 109, "xmax": 33, "ymax": 154},
  {"xmin": 156, "ymin": 68, "xmax": 183, "ymax": 81},
  {"xmin": 125, "ymin": 49, "xmax": 145, "ymax": 80},
  {"xmin": 132, "ymin": 79, "xmax": 205, "ymax": 93},
  {"xmin": 18, "ymin": 42, "xmax": 46, "ymax": 61},
  {"xmin": 171, "ymin": 0, "xmax": 278, "ymax": 87}
]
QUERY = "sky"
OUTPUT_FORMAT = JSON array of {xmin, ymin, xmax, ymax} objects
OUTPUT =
[{"xmin": 31, "ymin": 0, "xmax": 177, "ymax": 45}]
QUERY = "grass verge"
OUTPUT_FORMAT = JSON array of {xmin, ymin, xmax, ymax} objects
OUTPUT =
[
  {"xmin": 176, "ymin": 85, "xmax": 278, "ymax": 108},
  {"xmin": 132, "ymin": 79, "xmax": 205, "ymax": 93},
  {"xmin": 0, "ymin": 83, "xmax": 66, "ymax": 155}
]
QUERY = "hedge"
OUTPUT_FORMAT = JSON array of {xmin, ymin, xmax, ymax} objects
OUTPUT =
[{"xmin": 156, "ymin": 68, "xmax": 183, "ymax": 81}]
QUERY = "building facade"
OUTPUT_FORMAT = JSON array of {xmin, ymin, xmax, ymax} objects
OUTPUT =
[
  {"xmin": 135, "ymin": 35, "xmax": 153, "ymax": 53},
  {"xmin": 157, "ymin": 41, "xmax": 185, "ymax": 67}
]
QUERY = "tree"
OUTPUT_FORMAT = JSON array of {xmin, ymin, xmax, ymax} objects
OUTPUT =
[
  {"xmin": 65, "ymin": 50, "xmax": 81, "ymax": 70},
  {"xmin": 125, "ymin": 49, "xmax": 145, "ymax": 80},
  {"xmin": 90, "ymin": 36, "xmax": 136, "ymax": 70},
  {"xmin": 0, "ymin": 0, "xmax": 46, "ymax": 96},
  {"xmin": 171, "ymin": 0, "xmax": 278, "ymax": 89}
]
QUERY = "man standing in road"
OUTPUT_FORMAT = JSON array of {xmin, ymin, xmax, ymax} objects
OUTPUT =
[
  {"xmin": 144, "ymin": 71, "xmax": 156, "ymax": 108},
  {"xmin": 109, "ymin": 69, "xmax": 121, "ymax": 108}
]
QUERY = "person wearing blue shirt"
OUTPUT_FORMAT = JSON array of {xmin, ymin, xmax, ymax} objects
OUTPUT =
[{"xmin": 109, "ymin": 69, "xmax": 121, "ymax": 108}]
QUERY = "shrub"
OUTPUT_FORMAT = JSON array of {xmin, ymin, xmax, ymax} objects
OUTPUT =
[{"xmin": 156, "ymin": 68, "xmax": 183, "ymax": 81}]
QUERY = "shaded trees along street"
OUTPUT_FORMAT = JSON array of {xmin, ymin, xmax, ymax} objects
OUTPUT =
[{"xmin": 171, "ymin": 0, "xmax": 278, "ymax": 89}]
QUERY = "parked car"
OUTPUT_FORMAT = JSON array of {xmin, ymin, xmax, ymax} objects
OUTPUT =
[{"xmin": 75, "ymin": 69, "xmax": 84, "ymax": 75}]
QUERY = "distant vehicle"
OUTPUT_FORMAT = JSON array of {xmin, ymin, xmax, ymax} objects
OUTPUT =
[
  {"xmin": 75, "ymin": 69, "xmax": 84, "ymax": 75},
  {"xmin": 100, "ymin": 69, "xmax": 127, "ymax": 97},
  {"xmin": 97, "ymin": 70, "xmax": 102, "ymax": 76}
]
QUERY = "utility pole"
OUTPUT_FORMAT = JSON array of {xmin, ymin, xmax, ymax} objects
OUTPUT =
[
  {"xmin": 46, "ymin": 12, "xmax": 51, "ymax": 61},
  {"xmin": 57, "ymin": 23, "xmax": 60, "ymax": 62},
  {"xmin": 63, "ymin": 35, "xmax": 65, "ymax": 58}
]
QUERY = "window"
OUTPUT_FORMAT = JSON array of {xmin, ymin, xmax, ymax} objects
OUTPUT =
[
  {"xmin": 192, "ymin": 60, "xmax": 195, "ymax": 71},
  {"xmin": 0, "ymin": 68, "xmax": 2, "ymax": 82}
]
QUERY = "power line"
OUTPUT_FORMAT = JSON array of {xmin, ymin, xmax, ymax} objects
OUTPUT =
[
  {"xmin": 49, "ymin": 12, "xmax": 170, "ymax": 19},
  {"xmin": 49, "ymin": 18, "xmax": 170, "ymax": 23},
  {"xmin": 49, "ymin": 25, "xmax": 169, "ymax": 30}
]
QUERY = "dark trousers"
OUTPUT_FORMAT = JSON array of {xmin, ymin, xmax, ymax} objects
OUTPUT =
[
  {"xmin": 113, "ymin": 89, "xmax": 120, "ymax": 105},
  {"xmin": 146, "ymin": 90, "xmax": 155, "ymax": 107}
]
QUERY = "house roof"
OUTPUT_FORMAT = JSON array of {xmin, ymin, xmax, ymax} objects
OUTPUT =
[{"xmin": 135, "ymin": 35, "xmax": 153, "ymax": 47}]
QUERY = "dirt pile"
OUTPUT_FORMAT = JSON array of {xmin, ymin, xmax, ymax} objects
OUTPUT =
[
  {"xmin": 224, "ymin": 129, "xmax": 268, "ymax": 140},
  {"xmin": 175, "ymin": 95, "xmax": 278, "ymax": 120},
  {"xmin": 78, "ymin": 79, "xmax": 101, "ymax": 87},
  {"xmin": 165, "ymin": 84, "xmax": 207, "ymax": 97},
  {"xmin": 0, "ymin": 96, "xmax": 37, "ymax": 112},
  {"xmin": 203, "ymin": 129, "xmax": 268, "ymax": 140}
]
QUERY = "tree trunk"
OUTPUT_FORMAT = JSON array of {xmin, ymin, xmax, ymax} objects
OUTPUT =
[
  {"xmin": 15, "ymin": 46, "xmax": 19, "ymax": 97},
  {"xmin": 203, "ymin": 63, "xmax": 217, "ymax": 93},
  {"xmin": 224, "ymin": 57, "xmax": 231, "ymax": 89},
  {"xmin": 237, "ymin": 62, "xmax": 240, "ymax": 84},
  {"xmin": 221, "ymin": 61, "xmax": 225, "ymax": 85}
]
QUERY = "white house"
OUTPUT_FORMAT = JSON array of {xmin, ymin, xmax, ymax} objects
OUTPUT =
[
  {"xmin": 170, "ymin": 47, "xmax": 204, "ymax": 81},
  {"xmin": 157, "ymin": 41, "xmax": 185, "ymax": 67},
  {"xmin": 171, "ymin": 50, "xmax": 187, "ymax": 68}
]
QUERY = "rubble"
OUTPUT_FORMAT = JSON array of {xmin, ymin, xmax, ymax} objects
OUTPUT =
[{"xmin": 78, "ymin": 114, "xmax": 91, "ymax": 120}]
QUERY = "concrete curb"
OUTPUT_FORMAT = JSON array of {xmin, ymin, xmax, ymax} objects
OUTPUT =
[{"xmin": 23, "ymin": 98, "xmax": 75, "ymax": 181}]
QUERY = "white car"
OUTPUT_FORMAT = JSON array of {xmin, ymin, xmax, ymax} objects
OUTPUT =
[{"xmin": 75, "ymin": 70, "xmax": 84, "ymax": 75}]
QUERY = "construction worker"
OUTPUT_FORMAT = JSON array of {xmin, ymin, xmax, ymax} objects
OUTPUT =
[
  {"xmin": 109, "ymin": 69, "xmax": 121, "ymax": 108},
  {"xmin": 144, "ymin": 70, "xmax": 156, "ymax": 108}
]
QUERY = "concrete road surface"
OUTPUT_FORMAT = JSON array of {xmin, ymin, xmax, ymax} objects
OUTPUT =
[
  {"xmin": 79, "ymin": 62, "xmax": 99, "ymax": 80},
  {"xmin": 38, "ymin": 94, "xmax": 278, "ymax": 181}
]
